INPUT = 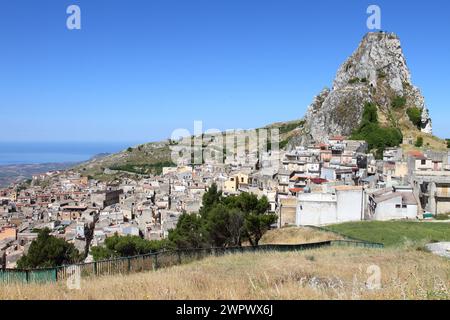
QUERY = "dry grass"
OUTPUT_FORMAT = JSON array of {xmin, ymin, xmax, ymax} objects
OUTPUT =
[
  {"xmin": 260, "ymin": 227, "xmax": 343, "ymax": 245},
  {"xmin": 1, "ymin": 247, "xmax": 448, "ymax": 300}
]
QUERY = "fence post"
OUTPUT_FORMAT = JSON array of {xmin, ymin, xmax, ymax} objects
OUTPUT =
[
  {"xmin": 177, "ymin": 251, "xmax": 182, "ymax": 265},
  {"xmin": 1, "ymin": 252, "xmax": 6, "ymax": 271},
  {"xmin": 25, "ymin": 270, "xmax": 29, "ymax": 283},
  {"xmin": 94, "ymin": 261, "xmax": 98, "ymax": 275},
  {"xmin": 152, "ymin": 254, "xmax": 158, "ymax": 271},
  {"xmin": 127, "ymin": 257, "xmax": 131, "ymax": 273}
]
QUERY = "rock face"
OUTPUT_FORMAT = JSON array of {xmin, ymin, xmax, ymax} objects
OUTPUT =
[{"xmin": 300, "ymin": 32, "xmax": 432, "ymax": 145}]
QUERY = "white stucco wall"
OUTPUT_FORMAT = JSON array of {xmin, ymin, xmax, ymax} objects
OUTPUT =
[
  {"xmin": 437, "ymin": 200, "xmax": 450, "ymax": 215},
  {"xmin": 336, "ymin": 189, "xmax": 364, "ymax": 223},
  {"xmin": 296, "ymin": 189, "xmax": 363, "ymax": 226},
  {"xmin": 372, "ymin": 196, "xmax": 418, "ymax": 221}
]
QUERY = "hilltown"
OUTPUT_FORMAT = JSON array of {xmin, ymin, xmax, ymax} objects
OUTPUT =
[{"xmin": 1, "ymin": 135, "xmax": 450, "ymax": 268}]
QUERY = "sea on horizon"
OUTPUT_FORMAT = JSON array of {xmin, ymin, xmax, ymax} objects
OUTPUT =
[{"xmin": 0, "ymin": 141, "xmax": 137, "ymax": 165}]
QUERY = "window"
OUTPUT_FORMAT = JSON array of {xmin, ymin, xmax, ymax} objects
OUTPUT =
[
  {"xmin": 395, "ymin": 204, "xmax": 401, "ymax": 209},
  {"xmin": 402, "ymin": 205, "xmax": 407, "ymax": 209},
  {"xmin": 421, "ymin": 160, "xmax": 426, "ymax": 165}
]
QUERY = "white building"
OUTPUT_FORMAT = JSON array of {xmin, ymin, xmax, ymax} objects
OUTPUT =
[
  {"xmin": 296, "ymin": 186, "xmax": 363, "ymax": 226},
  {"xmin": 367, "ymin": 186, "xmax": 418, "ymax": 221}
]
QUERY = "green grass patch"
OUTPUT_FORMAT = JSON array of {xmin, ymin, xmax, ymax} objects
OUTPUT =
[
  {"xmin": 109, "ymin": 161, "xmax": 176, "ymax": 175},
  {"xmin": 391, "ymin": 96, "xmax": 407, "ymax": 109},
  {"xmin": 327, "ymin": 221, "xmax": 450, "ymax": 247},
  {"xmin": 277, "ymin": 121, "xmax": 305, "ymax": 135}
]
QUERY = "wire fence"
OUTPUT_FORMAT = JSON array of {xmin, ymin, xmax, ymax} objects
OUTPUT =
[{"xmin": 0, "ymin": 240, "xmax": 383, "ymax": 285}]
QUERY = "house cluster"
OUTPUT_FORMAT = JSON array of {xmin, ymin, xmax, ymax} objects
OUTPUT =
[{"xmin": 1, "ymin": 135, "xmax": 449, "ymax": 268}]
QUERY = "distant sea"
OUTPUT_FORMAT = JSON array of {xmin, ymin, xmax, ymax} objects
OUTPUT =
[{"xmin": 0, "ymin": 142, "xmax": 136, "ymax": 165}]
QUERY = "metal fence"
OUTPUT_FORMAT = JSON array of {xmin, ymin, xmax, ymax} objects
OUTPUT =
[{"xmin": 0, "ymin": 240, "xmax": 383, "ymax": 285}]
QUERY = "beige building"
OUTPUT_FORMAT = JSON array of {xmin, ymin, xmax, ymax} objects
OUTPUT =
[
  {"xmin": 0, "ymin": 227, "xmax": 17, "ymax": 241},
  {"xmin": 223, "ymin": 172, "xmax": 250, "ymax": 194},
  {"xmin": 278, "ymin": 197, "xmax": 297, "ymax": 227}
]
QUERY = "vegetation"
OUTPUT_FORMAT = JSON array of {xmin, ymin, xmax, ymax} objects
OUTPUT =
[
  {"xmin": 88, "ymin": 185, "xmax": 277, "ymax": 257},
  {"xmin": 435, "ymin": 214, "xmax": 450, "ymax": 221},
  {"xmin": 279, "ymin": 139, "xmax": 290, "ymax": 149},
  {"xmin": 350, "ymin": 103, "xmax": 403, "ymax": 159},
  {"xmin": 277, "ymin": 120, "xmax": 305, "ymax": 135},
  {"xmin": 391, "ymin": 95, "xmax": 407, "ymax": 109},
  {"xmin": 109, "ymin": 161, "xmax": 176, "ymax": 175},
  {"xmin": 348, "ymin": 77, "xmax": 360, "ymax": 84},
  {"xmin": 415, "ymin": 136, "xmax": 424, "ymax": 148},
  {"xmin": 169, "ymin": 184, "xmax": 277, "ymax": 248},
  {"xmin": 17, "ymin": 229, "xmax": 82, "ymax": 269},
  {"xmin": 168, "ymin": 214, "xmax": 209, "ymax": 249},
  {"xmin": 126, "ymin": 147, "xmax": 133, "ymax": 152},
  {"xmin": 377, "ymin": 69, "xmax": 386, "ymax": 78},
  {"xmin": 91, "ymin": 234, "xmax": 173, "ymax": 261},
  {"xmin": 327, "ymin": 221, "xmax": 450, "ymax": 247},
  {"xmin": 259, "ymin": 227, "xmax": 343, "ymax": 245},
  {"xmin": 446, "ymin": 139, "xmax": 450, "ymax": 149},
  {"xmin": 3, "ymin": 247, "xmax": 449, "ymax": 300},
  {"xmin": 406, "ymin": 107, "xmax": 422, "ymax": 128}
]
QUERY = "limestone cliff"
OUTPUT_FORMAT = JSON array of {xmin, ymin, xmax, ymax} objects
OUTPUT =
[{"xmin": 296, "ymin": 32, "xmax": 432, "ymax": 146}]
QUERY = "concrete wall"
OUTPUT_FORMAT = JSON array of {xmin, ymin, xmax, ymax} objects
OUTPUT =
[
  {"xmin": 437, "ymin": 200, "xmax": 450, "ymax": 214},
  {"xmin": 371, "ymin": 196, "xmax": 417, "ymax": 221},
  {"xmin": 296, "ymin": 190, "xmax": 363, "ymax": 226},
  {"xmin": 279, "ymin": 197, "xmax": 297, "ymax": 227},
  {"xmin": 336, "ymin": 189, "xmax": 364, "ymax": 223}
]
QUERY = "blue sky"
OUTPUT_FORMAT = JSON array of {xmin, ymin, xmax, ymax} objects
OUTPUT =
[{"xmin": 1, "ymin": 0, "xmax": 449, "ymax": 143}]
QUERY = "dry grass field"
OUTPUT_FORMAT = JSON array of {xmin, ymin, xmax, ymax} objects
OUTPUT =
[
  {"xmin": 1, "ymin": 246, "xmax": 448, "ymax": 300},
  {"xmin": 259, "ymin": 227, "xmax": 344, "ymax": 244}
]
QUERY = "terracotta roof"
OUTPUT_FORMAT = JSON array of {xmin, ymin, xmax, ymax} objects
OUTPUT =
[
  {"xmin": 310, "ymin": 178, "xmax": 328, "ymax": 184},
  {"xmin": 330, "ymin": 135, "xmax": 345, "ymax": 141},
  {"xmin": 407, "ymin": 150, "xmax": 425, "ymax": 158}
]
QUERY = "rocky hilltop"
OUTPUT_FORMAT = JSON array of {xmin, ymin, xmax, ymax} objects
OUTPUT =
[
  {"xmin": 76, "ymin": 32, "xmax": 444, "ymax": 179},
  {"xmin": 295, "ymin": 32, "xmax": 433, "ymax": 145}
]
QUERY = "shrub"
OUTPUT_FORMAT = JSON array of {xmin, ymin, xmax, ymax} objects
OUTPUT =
[
  {"xmin": 391, "ymin": 96, "xmax": 407, "ymax": 109},
  {"xmin": 109, "ymin": 161, "xmax": 176, "ymax": 175},
  {"xmin": 280, "ymin": 140, "xmax": 290, "ymax": 149},
  {"xmin": 91, "ymin": 234, "xmax": 174, "ymax": 261},
  {"xmin": 127, "ymin": 147, "xmax": 133, "ymax": 152},
  {"xmin": 377, "ymin": 70, "xmax": 386, "ymax": 78},
  {"xmin": 415, "ymin": 137, "xmax": 424, "ymax": 148},
  {"xmin": 348, "ymin": 78, "xmax": 360, "ymax": 84},
  {"xmin": 351, "ymin": 103, "xmax": 403, "ymax": 159},
  {"xmin": 278, "ymin": 120, "xmax": 305, "ymax": 134},
  {"xmin": 406, "ymin": 107, "xmax": 422, "ymax": 128},
  {"xmin": 446, "ymin": 139, "xmax": 450, "ymax": 149},
  {"xmin": 17, "ymin": 229, "xmax": 82, "ymax": 268}
]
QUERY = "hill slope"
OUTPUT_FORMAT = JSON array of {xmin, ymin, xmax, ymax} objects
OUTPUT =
[
  {"xmin": 290, "ymin": 32, "xmax": 446, "ymax": 150},
  {"xmin": 1, "ymin": 246, "xmax": 448, "ymax": 300},
  {"xmin": 75, "ymin": 32, "xmax": 447, "ymax": 178}
]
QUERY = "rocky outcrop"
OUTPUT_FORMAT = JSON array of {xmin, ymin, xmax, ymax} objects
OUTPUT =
[{"xmin": 299, "ymin": 32, "xmax": 432, "ymax": 145}]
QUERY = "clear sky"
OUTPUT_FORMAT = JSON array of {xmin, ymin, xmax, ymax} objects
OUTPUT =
[{"xmin": 1, "ymin": 0, "xmax": 449, "ymax": 143}]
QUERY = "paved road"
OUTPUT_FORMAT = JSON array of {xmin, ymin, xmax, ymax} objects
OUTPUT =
[{"xmin": 425, "ymin": 242, "xmax": 450, "ymax": 259}]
